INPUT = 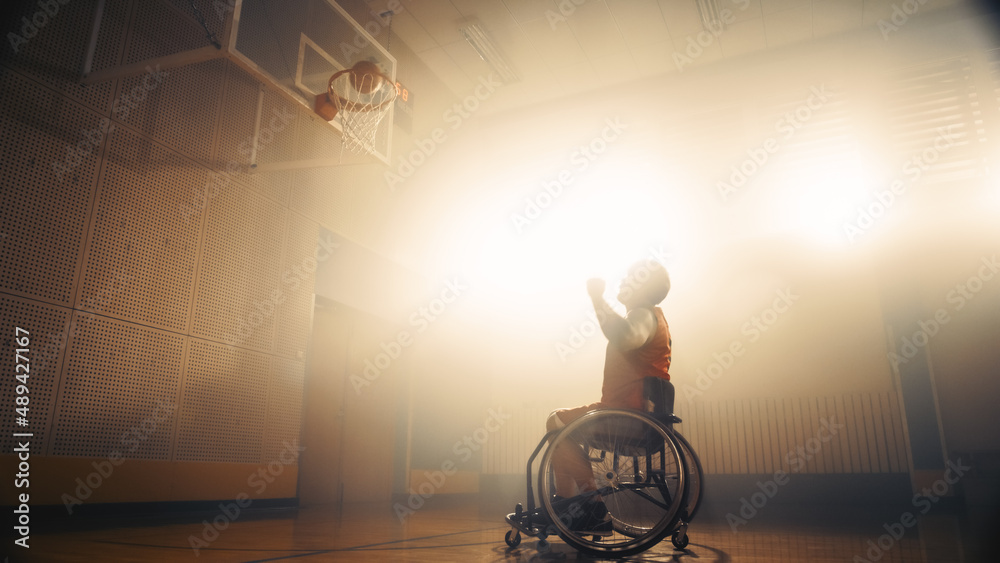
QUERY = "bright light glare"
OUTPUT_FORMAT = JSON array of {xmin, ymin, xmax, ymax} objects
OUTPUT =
[
  {"xmin": 473, "ymin": 186, "xmax": 668, "ymax": 296},
  {"xmin": 772, "ymin": 156, "xmax": 874, "ymax": 246}
]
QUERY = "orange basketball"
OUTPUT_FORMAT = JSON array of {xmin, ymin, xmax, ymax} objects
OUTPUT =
[{"xmin": 349, "ymin": 60, "xmax": 383, "ymax": 94}]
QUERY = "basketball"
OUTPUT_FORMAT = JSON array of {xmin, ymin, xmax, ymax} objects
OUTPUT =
[{"xmin": 350, "ymin": 60, "xmax": 383, "ymax": 94}]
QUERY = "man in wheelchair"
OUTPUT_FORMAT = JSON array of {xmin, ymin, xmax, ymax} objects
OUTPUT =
[{"xmin": 544, "ymin": 259, "xmax": 673, "ymax": 535}]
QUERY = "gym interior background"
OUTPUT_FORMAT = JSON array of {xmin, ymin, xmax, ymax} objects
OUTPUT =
[{"xmin": 1, "ymin": 0, "xmax": 999, "ymax": 561}]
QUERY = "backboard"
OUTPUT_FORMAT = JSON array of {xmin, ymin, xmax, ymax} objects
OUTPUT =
[
  {"xmin": 80, "ymin": 0, "xmax": 397, "ymax": 167},
  {"xmin": 231, "ymin": 0, "xmax": 397, "ymax": 164}
]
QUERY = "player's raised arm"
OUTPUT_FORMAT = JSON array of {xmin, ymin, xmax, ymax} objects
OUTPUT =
[{"xmin": 587, "ymin": 278, "xmax": 656, "ymax": 350}]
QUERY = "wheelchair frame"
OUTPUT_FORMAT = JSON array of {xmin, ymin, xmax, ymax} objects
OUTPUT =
[{"xmin": 504, "ymin": 382, "xmax": 703, "ymax": 556}]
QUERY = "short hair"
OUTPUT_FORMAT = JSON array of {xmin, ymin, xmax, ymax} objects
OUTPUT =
[{"xmin": 625, "ymin": 260, "xmax": 671, "ymax": 305}]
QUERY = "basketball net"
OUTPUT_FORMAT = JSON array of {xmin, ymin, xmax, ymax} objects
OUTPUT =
[{"xmin": 328, "ymin": 67, "xmax": 397, "ymax": 158}]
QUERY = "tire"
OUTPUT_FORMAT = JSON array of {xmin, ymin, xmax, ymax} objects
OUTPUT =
[
  {"xmin": 672, "ymin": 430, "xmax": 704, "ymax": 522},
  {"xmin": 505, "ymin": 529, "xmax": 521, "ymax": 548},
  {"xmin": 537, "ymin": 409, "xmax": 686, "ymax": 557}
]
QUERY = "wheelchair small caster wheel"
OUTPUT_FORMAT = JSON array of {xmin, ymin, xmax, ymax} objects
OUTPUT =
[
  {"xmin": 505, "ymin": 529, "xmax": 521, "ymax": 547},
  {"xmin": 671, "ymin": 530, "xmax": 689, "ymax": 549},
  {"xmin": 537, "ymin": 538, "xmax": 550, "ymax": 552}
]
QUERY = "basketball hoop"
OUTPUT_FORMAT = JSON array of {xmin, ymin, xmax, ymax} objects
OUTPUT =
[{"xmin": 318, "ymin": 61, "xmax": 397, "ymax": 157}]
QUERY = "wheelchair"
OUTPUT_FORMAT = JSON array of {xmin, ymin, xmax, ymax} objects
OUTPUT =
[{"xmin": 504, "ymin": 377, "xmax": 703, "ymax": 557}]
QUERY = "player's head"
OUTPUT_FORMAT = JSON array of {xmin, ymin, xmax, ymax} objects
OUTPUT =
[{"xmin": 617, "ymin": 259, "xmax": 670, "ymax": 307}]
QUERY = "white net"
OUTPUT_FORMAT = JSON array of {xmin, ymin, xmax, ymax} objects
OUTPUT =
[{"xmin": 329, "ymin": 67, "xmax": 397, "ymax": 157}]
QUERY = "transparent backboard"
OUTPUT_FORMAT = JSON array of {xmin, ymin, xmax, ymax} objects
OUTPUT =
[{"xmin": 230, "ymin": 0, "xmax": 396, "ymax": 163}]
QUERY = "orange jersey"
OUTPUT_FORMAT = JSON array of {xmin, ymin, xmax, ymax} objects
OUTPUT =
[{"xmin": 600, "ymin": 307, "xmax": 672, "ymax": 409}]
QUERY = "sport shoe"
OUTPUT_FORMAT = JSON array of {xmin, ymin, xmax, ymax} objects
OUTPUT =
[{"xmin": 550, "ymin": 496, "xmax": 613, "ymax": 536}]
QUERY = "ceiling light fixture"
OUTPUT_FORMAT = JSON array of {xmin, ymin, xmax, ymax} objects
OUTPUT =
[
  {"xmin": 459, "ymin": 21, "xmax": 519, "ymax": 84},
  {"xmin": 695, "ymin": 0, "xmax": 724, "ymax": 30}
]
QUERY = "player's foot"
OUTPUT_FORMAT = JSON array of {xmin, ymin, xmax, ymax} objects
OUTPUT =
[{"xmin": 550, "ymin": 496, "xmax": 612, "ymax": 536}]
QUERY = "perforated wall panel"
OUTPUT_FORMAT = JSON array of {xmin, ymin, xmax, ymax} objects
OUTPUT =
[
  {"xmin": 191, "ymin": 184, "xmax": 286, "ymax": 352},
  {"xmin": 165, "ymin": 0, "xmax": 225, "ymax": 42},
  {"xmin": 50, "ymin": 313, "xmax": 183, "ymax": 459},
  {"xmin": 0, "ymin": 68, "xmax": 100, "ymax": 305},
  {"xmin": 348, "ymin": 164, "xmax": 392, "ymax": 251},
  {"xmin": 124, "ymin": 0, "xmax": 216, "ymax": 66},
  {"xmin": 290, "ymin": 166, "xmax": 354, "ymax": 233},
  {"xmin": 79, "ymin": 126, "xmax": 204, "ymax": 331},
  {"xmin": 115, "ymin": 58, "xmax": 224, "ymax": 164},
  {"xmin": 264, "ymin": 358, "xmax": 305, "ymax": 461},
  {"xmin": 0, "ymin": 0, "xmax": 127, "ymax": 113},
  {"xmin": 0, "ymin": 295, "xmax": 71, "ymax": 454},
  {"xmin": 216, "ymin": 62, "xmax": 296, "ymax": 205},
  {"xmin": 175, "ymin": 340, "xmax": 268, "ymax": 462},
  {"xmin": 275, "ymin": 217, "xmax": 319, "ymax": 359},
  {"xmin": 295, "ymin": 111, "xmax": 345, "ymax": 162}
]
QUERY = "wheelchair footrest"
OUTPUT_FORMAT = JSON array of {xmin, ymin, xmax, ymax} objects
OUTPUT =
[{"xmin": 506, "ymin": 508, "xmax": 551, "ymax": 538}]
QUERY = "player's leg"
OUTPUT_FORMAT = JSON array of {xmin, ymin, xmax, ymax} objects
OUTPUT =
[{"xmin": 545, "ymin": 404, "xmax": 610, "ymax": 534}]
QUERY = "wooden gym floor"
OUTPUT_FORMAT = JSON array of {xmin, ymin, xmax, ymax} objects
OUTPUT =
[{"xmin": 15, "ymin": 498, "xmax": 995, "ymax": 562}]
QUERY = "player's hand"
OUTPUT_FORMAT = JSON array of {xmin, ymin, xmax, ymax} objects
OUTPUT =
[{"xmin": 586, "ymin": 278, "xmax": 605, "ymax": 300}]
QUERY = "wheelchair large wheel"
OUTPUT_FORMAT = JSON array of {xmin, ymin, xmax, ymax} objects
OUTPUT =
[
  {"xmin": 538, "ymin": 409, "xmax": 687, "ymax": 557},
  {"xmin": 672, "ymin": 430, "xmax": 704, "ymax": 522}
]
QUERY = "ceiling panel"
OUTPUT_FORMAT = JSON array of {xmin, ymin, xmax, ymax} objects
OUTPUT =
[
  {"xmin": 719, "ymin": 16, "xmax": 768, "ymax": 58},
  {"xmin": 630, "ymin": 39, "xmax": 677, "ymax": 76},
  {"xmin": 520, "ymin": 15, "xmax": 590, "ymax": 68},
  {"xmin": 501, "ymin": 0, "xmax": 561, "ymax": 23},
  {"xmin": 761, "ymin": 0, "xmax": 804, "ymax": 16},
  {"xmin": 417, "ymin": 45, "xmax": 476, "ymax": 94},
  {"xmin": 550, "ymin": 60, "xmax": 601, "ymax": 95},
  {"xmin": 861, "ymin": 0, "xmax": 896, "ymax": 27},
  {"xmin": 371, "ymin": 0, "xmax": 964, "ymax": 116},
  {"xmin": 591, "ymin": 50, "xmax": 642, "ymax": 85},
  {"xmin": 657, "ymin": 0, "xmax": 706, "ymax": 40},
  {"xmin": 607, "ymin": 0, "xmax": 673, "ymax": 49},
  {"xmin": 812, "ymin": 0, "xmax": 864, "ymax": 39},
  {"xmin": 389, "ymin": 10, "xmax": 437, "ymax": 53},
  {"xmin": 406, "ymin": 0, "xmax": 466, "ymax": 45},
  {"xmin": 763, "ymin": 4, "xmax": 814, "ymax": 48},
  {"xmin": 440, "ymin": 39, "xmax": 494, "ymax": 82},
  {"xmin": 730, "ymin": 0, "xmax": 764, "ymax": 24},
  {"xmin": 565, "ymin": 1, "xmax": 628, "ymax": 60}
]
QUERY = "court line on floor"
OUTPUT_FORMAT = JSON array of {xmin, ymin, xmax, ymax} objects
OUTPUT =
[{"xmin": 89, "ymin": 525, "xmax": 509, "ymax": 556}]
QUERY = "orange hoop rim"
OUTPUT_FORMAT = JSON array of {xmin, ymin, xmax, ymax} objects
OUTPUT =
[{"xmin": 326, "ymin": 67, "xmax": 397, "ymax": 113}]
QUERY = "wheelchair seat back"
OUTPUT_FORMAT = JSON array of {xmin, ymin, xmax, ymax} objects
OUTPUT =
[
  {"xmin": 643, "ymin": 376, "xmax": 682, "ymax": 425},
  {"xmin": 576, "ymin": 378, "xmax": 679, "ymax": 456}
]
